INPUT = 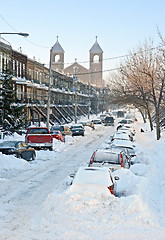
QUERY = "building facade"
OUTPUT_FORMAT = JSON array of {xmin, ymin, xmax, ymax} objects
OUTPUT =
[{"xmin": 0, "ymin": 39, "xmax": 108, "ymax": 126}]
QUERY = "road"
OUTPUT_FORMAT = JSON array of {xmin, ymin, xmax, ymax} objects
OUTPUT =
[{"xmin": 0, "ymin": 125, "xmax": 115, "ymax": 240}]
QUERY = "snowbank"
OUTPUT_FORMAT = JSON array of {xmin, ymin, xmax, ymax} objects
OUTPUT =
[{"xmin": 0, "ymin": 153, "xmax": 29, "ymax": 170}]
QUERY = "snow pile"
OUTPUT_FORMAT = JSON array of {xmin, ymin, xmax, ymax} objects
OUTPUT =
[
  {"xmin": 0, "ymin": 133, "xmax": 29, "ymax": 172},
  {"xmin": 0, "ymin": 152, "xmax": 29, "ymax": 170}
]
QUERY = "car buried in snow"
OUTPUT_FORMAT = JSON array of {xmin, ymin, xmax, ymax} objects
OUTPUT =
[
  {"xmin": 89, "ymin": 148, "xmax": 131, "ymax": 171},
  {"xmin": 0, "ymin": 141, "xmax": 36, "ymax": 161},
  {"xmin": 109, "ymin": 139, "xmax": 136, "ymax": 158},
  {"xmin": 69, "ymin": 167, "xmax": 119, "ymax": 196}
]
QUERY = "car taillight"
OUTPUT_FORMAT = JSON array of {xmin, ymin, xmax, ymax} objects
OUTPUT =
[
  {"xmin": 120, "ymin": 153, "xmax": 124, "ymax": 167},
  {"xmin": 90, "ymin": 151, "xmax": 97, "ymax": 164},
  {"xmin": 107, "ymin": 185, "xmax": 114, "ymax": 195}
]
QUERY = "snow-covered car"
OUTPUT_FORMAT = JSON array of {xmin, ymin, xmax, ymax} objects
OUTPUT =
[
  {"xmin": 109, "ymin": 139, "xmax": 136, "ymax": 157},
  {"xmin": 70, "ymin": 167, "xmax": 119, "ymax": 195},
  {"xmin": 111, "ymin": 132, "xmax": 132, "ymax": 142},
  {"xmin": 89, "ymin": 148, "xmax": 130, "ymax": 171},
  {"xmin": 92, "ymin": 119, "xmax": 102, "ymax": 124},
  {"xmin": 0, "ymin": 141, "xmax": 36, "ymax": 161},
  {"xmin": 117, "ymin": 125, "xmax": 136, "ymax": 137}
]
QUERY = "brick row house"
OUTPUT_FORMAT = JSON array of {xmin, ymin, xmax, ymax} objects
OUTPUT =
[{"xmin": 0, "ymin": 39, "xmax": 106, "ymax": 125}]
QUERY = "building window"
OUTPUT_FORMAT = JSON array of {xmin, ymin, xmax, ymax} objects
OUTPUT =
[{"xmin": 93, "ymin": 55, "xmax": 99, "ymax": 63}]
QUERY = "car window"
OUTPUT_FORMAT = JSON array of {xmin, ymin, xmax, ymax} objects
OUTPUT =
[
  {"xmin": 51, "ymin": 126, "xmax": 64, "ymax": 132},
  {"xmin": 94, "ymin": 152, "xmax": 119, "ymax": 164},
  {"xmin": 0, "ymin": 141, "xmax": 17, "ymax": 147},
  {"xmin": 71, "ymin": 125, "xmax": 83, "ymax": 129},
  {"xmin": 29, "ymin": 128, "xmax": 49, "ymax": 134}
]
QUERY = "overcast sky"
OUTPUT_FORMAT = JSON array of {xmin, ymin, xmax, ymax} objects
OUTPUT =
[{"xmin": 1, "ymin": 0, "xmax": 165, "ymax": 78}]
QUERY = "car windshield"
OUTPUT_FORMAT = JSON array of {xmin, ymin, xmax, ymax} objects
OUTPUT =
[
  {"xmin": 94, "ymin": 151, "xmax": 119, "ymax": 164},
  {"xmin": 71, "ymin": 125, "xmax": 83, "ymax": 129},
  {"xmin": 51, "ymin": 126, "xmax": 64, "ymax": 131},
  {"xmin": 29, "ymin": 128, "xmax": 49, "ymax": 134}
]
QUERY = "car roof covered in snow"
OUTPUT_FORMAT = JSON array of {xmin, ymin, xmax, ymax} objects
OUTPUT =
[
  {"xmin": 110, "ymin": 139, "xmax": 134, "ymax": 148},
  {"xmin": 72, "ymin": 167, "xmax": 113, "ymax": 186}
]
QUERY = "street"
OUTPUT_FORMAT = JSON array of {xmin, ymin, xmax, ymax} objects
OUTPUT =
[{"xmin": 0, "ymin": 125, "xmax": 114, "ymax": 239}]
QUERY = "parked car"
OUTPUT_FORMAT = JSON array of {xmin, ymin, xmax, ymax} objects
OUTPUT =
[
  {"xmin": 92, "ymin": 119, "xmax": 102, "ymax": 124},
  {"xmin": 89, "ymin": 148, "xmax": 130, "ymax": 171},
  {"xmin": 111, "ymin": 132, "xmax": 132, "ymax": 142},
  {"xmin": 117, "ymin": 111, "xmax": 125, "ymax": 118},
  {"xmin": 25, "ymin": 127, "xmax": 53, "ymax": 150},
  {"xmin": 99, "ymin": 114, "xmax": 108, "ymax": 121},
  {"xmin": 50, "ymin": 125, "xmax": 65, "ymax": 135},
  {"xmin": 125, "ymin": 114, "xmax": 137, "ymax": 122},
  {"xmin": 109, "ymin": 139, "xmax": 136, "ymax": 157},
  {"xmin": 118, "ymin": 119, "xmax": 134, "ymax": 124},
  {"xmin": 50, "ymin": 125, "xmax": 72, "ymax": 136},
  {"xmin": 117, "ymin": 125, "xmax": 136, "ymax": 136},
  {"xmin": 70, "ymin": 167, "xmax": 119, "ymax": 195},
  {"xmin": 50, "ymin": 130, "xmax": 65, "ymax": 142},
  {"xmin": 102, "ymin": 116, "xmax": 114, "ymax": 126},
  {"xmin": 0, "ymin": 141, "xmax": 36, "ymax": 161},
  {"xmin": 116, "ymin": 128, "xmax": 134, "ymax": 141},
  {"xmin": 70, "ymin": 124, "xmax": 85, "ymax": 136}
]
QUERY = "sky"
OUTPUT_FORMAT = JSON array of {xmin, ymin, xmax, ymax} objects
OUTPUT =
[{"xmin": 0, "ymin": 0, "xmax": 165, "ymax": 79}]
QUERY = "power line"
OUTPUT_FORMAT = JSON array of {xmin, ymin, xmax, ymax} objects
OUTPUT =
[
  {"xmin": 0, "ymin": 14, "xmax": 50, "ymax": 49},
  {"xmin": 1, "ymin": 14, "xmax": 162, "ymax": 67},
  {"xmin": 1, "ymin": 14, "xmax": 164, "ymax": 76}
]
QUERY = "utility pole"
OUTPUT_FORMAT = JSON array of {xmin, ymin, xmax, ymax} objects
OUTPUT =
[
  {"xmin": 46, "ymin": 47, "xmax": 53, "ymax": 129},
  {"xmin": 73, "ymin": 64, "xmax": 78, "ymax": 123},
  {"xmin": 88, "ymin": 68, "xmax": 91, "ymax": 119}
]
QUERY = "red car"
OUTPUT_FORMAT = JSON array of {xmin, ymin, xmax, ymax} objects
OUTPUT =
[{"xmin": 51, "ymin": 130, "xmax": 65, "ymax": 142}]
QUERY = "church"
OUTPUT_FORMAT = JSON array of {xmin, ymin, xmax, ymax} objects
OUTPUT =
[{"xmin": 51, "ymin": 37, "xmax": 104, "ymax": 88}]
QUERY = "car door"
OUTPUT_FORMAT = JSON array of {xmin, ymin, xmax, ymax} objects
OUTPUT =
[{"xmin": 20, "ymin": 142, "xmax": 32, "ymax": 160}]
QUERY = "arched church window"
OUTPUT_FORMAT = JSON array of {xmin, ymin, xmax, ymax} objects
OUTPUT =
[
  {"xmin": 93, "ymin": 55, "xmax": 99, "ymax": 63},
  {"xmin": 55, "ymin": 54, "xmax": 60, "ymax": 63}
]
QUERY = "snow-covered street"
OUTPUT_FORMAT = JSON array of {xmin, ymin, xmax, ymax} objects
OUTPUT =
[{"xmin": 0, "ymin": 119, "xmax": 165, "ymax": 240}]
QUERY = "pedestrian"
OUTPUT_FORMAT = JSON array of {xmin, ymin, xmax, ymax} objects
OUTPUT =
[{"xmin": 91, "ymin": 120, "xmax": 95, "ymax": 130}]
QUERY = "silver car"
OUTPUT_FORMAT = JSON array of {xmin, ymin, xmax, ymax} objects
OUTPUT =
[{"xmin": 89, "ymin": 148, "xmax": 130, "ymax": 171}]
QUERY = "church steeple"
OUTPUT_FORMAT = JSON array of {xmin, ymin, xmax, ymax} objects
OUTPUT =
[
  {"xmin": 89, "ymin": 37, "xmax": 103, "ymax": 87},
  {"xmin": 51, "ymin": 36, "xmax": 65, "ymax": 72},
  {"xmin": 89, "ymin": 36, "xmax": 103, "ymax": 53},
  {"xmin": 52, "ymin": 36, "xmax": 65, "ymax": 53}
]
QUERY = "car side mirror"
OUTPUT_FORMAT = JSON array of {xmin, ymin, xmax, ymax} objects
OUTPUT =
[
  {"xmin": 114, "ymin": 176, "xmax": 120, "ymax": 181},
  {"xmin": 70, "ymin": 174, "xmax": 75, "ymax": 178}
]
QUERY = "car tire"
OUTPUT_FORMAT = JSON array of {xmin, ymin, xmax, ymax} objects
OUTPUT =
[
  {"xmin": 32, "ymin": 152, "xmax": 36, "ymax": 160},
  {"xmin": 16, "ymin": 153, "xmax": 22, "ymax": 159},
  {"xmin": 49, "ymin": 147, "xmax": 53, "ymax": 151}
]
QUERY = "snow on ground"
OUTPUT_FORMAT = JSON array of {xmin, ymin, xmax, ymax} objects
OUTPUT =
[{"xmin": 0, "ymin": 115, "xmax": 165, "ymax": 239}]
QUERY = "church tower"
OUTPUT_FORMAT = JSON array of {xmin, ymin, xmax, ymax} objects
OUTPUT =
[
  {"xmin": 51, "ymin": 36, "xmax": 65, "ymax": 72},
  {"xmin": 89, "ymin": 37, "xmax": 103, "ymax": 87}
]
